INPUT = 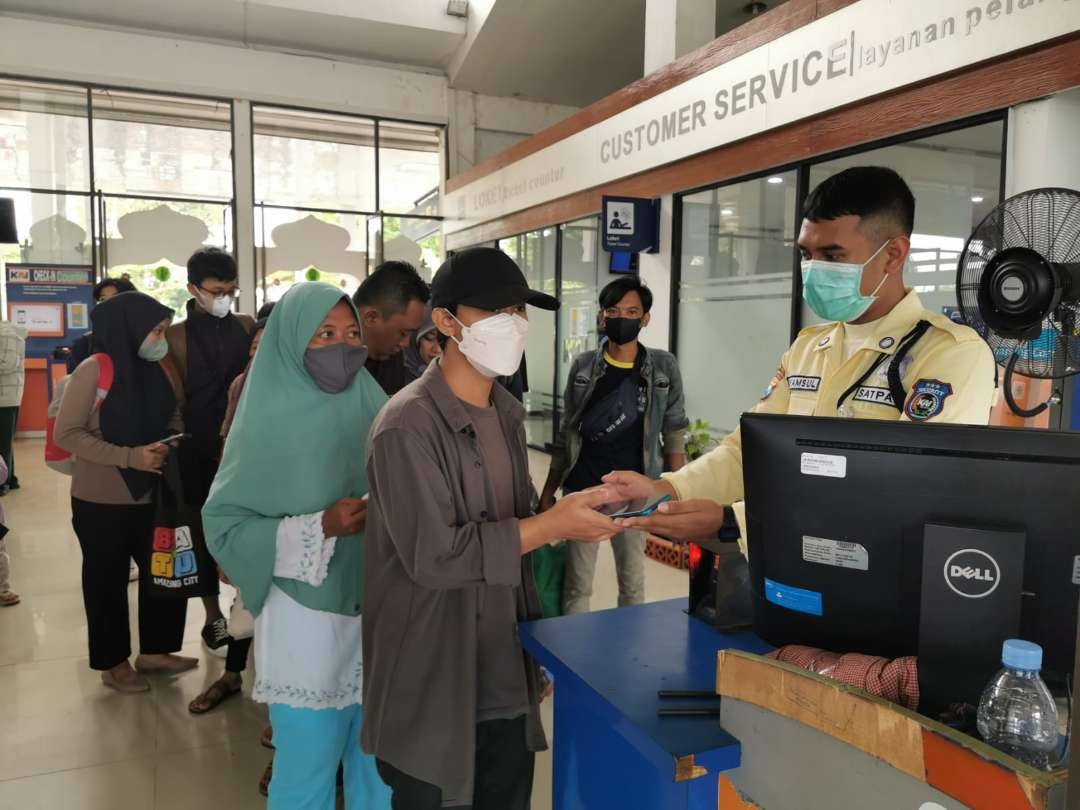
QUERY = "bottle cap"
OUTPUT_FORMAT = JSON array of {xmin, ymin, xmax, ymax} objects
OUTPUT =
[{"xmin": 1002, "ymin": 639, "xmax": 1043, "ymax": 671}]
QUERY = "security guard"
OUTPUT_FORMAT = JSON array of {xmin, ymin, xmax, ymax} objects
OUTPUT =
[{"xmin": 606, "ymin": 166, "xmax": 996, "ymax": 549}]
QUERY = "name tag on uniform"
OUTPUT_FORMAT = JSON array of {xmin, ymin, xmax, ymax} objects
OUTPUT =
[
  {"xmin": 787, "ymin": 375, "xmax": 821, "ymax": 392},
  {"xmin": 851, "ymin": 385, "xmax": 895, "ymax": 406}
]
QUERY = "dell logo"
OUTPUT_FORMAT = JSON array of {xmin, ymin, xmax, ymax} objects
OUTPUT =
[
  {"xmin": 949, "ymin": 565, "xmax": 994, "ymax": 582},
  {"xmin": 944, "ymin": 549, "xmax": 1001, "ymax": 599}
]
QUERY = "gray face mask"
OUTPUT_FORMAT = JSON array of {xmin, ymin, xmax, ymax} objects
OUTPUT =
[{"xmin": 303, "ymin": 343, "xmax": 369, "ymax": 394}]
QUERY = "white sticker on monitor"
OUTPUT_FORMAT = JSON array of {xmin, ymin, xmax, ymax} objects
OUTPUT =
[
  {"xmin": 1073, "ymin": 555, "xmax": 1080, "ymax": 585},
  {"xmin": 800, "ymin": 452, "xmax": 847, "ymax": 478},
  {"xmin": 802, "ymin": 536, "xmax": 869, "ymax": 571}
]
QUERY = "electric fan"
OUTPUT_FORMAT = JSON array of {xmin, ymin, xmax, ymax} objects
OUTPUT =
[{"xmin": 956, "ymin": 187, "xmax": 1080, "ymax": 417}]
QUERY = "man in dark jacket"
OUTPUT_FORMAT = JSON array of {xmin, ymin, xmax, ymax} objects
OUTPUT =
[
  {"xmin": 165, "ymin": 248, "xmax": 253, "ymax": 666},
  {"xmin": 352, "ymin": 260, "xmax": 429, "ymax": 396},
  {"xmin": 539, "ymin": 275, "xmax": 688, "ymax": 614}
]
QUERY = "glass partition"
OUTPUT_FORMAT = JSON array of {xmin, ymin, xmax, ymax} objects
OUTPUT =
[
  {"xmin": 677, "ymin": 172, "xmax": 798, "ymax": 433},
  {"xmin": 801, "ymin": 121, "xmax": 1004, "ymax": 324},
  {"xmin": 101, "ymin": 196, "xmax": 233, "ymax": 317},
  {"xmin": 255, "ymin": 205, "xmax": 369, "ymax": 308},
  {"xmin": 91, "ymin": 89, "xmax": 233, "ymax": 201},
  {"xmin": 0, "ymin": 77, "xmax": 90, "ymax": 191},
  {"xmin": 254, "ymin": 106, "xmax": 376, "ymax": 213},
  {"xmin": 378, "ymin": 121, "xmax": 442, "ymax": 215},
  {"xmin": 385, "ymin": 216, "xmax": 443, "ymax": 281},
  {"xmin": 558, "ymin": 217, "xmax": 601, "ymax": 398},
  {"xmin": 0, "ymin": 190, "xmax": 92, "ymax": 266},
  {"xmin": 500, "ymin": 229, "xmax": 557, "ymax": 448}
]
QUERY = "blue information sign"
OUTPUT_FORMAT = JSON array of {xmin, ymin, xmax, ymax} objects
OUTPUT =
[{"xmin": 602, "ymin": 196, "xmax": 659, "ymax": 253}]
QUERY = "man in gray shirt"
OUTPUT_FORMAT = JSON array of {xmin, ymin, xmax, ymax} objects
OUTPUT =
[{"xmin": 362, "ymin": 248, "xmax": 620, "ymax": 809}]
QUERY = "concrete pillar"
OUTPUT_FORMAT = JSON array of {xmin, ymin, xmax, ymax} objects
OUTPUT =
[
  {"xmin": 447, "ymin": 89, "xmax": 479, "ymax": 177},
  {"xmin": 1006, "ymin": 88, "xmax": 1080, "ymax": 194},
  {"xmin": 644, "ymin": 0, "xmax": 717, "ymax": 74},
  {"xmin": 639, "ymin": 1, "xmax": 716, "ymax": 349},
  {"xmin": 231, "ymin": 99, "xmax": 257, "ymax": 316}
]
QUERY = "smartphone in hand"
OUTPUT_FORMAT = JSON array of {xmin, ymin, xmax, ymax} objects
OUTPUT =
[{"xmin": 608, "ymin": 494, "xmax": 672, "ymax": 519}]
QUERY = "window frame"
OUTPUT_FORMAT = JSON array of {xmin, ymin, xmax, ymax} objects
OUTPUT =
[{"xmin": 670, "ymin": 109, "xmax": 1009, "ymax": 356}]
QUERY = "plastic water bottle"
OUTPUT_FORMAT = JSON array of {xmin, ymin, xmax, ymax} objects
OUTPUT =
[{"xmin": 976, "ymin": 639, "xmax": 1059, "ymax": 770}]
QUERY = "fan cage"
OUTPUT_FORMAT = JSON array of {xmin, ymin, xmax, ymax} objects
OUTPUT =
[{"xmin": 956, "ymin": 188, "xmax": 1080, "ymax": 379}]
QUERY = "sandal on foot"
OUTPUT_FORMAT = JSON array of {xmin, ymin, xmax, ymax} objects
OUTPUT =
[
  {"xmin": 258, "ymin": 759, "xmax": 273, "ymax": 797},
  {"xmin": 0, "ymin": 591, "xmax": 20, "ymax": 607},
  {"xmin": 188, "ymin": 678, "xmax": 241, "ymax": 714},
  {"xmin": 260, "ymin": 726, "xmax": 274, "ymax": 749},
  {"xmin": 134, "ymin": 654, "xmax": 199, "ymax": 675}
]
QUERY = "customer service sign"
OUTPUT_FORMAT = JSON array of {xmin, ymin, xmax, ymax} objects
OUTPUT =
[{"xmin": 443, "ymin": 0, "xmax": 1080, "ymax": 233}]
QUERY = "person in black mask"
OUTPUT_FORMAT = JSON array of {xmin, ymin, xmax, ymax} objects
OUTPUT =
[
  {"xmin": 539, "ymin": 275, "xmax": 688, "ymax": 614},
  {"xmin": 54, "ymin": 292, "xmax": 194, "ymax": 692},
  {"xmin": 165, "ymin": 248, "xmax": 254, "ymax": 656}
]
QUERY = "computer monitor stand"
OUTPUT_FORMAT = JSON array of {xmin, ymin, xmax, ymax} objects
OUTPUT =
[{"xmin": 918, "ymin": 523, "xmax": 1026, "ymax": 716}]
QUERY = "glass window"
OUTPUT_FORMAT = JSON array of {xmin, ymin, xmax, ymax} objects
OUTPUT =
[
  {"xmin": 254, "ymin": 106, "xmax": 376, "ymax": 212},
  {"xmin": 0, "ymin": 78, "xmax": 90, "ymax": 192},
  {"xmin": 378, "ymin": 122, "xmax": 442, "ymax": 215},
  {"xmin": 677, "ymin": 172, "xmax": 798, "ymax": 433},
  {"xmin": 501, "ymin": 229, "xmax": 557, "ymax": 448},
  {"xmin": 255, "ymin": 205, "xmax": 370, "ymax": 307},
  {"xmin": 0, "ymin": 190, "xmax": 92, "ymax": 266},
  {"xmin": 384, "ymin": 216, "xmax": 442, "ymax": 281},
  {"xmin": 91, "ymin": 89, "xmax": 233, "ymax": 200},
  {"xmin": 101, "ymin": 196, "xmax": 233, "ymax": 318},
  {"xmin": 801, "ymin": 121, "xmax": 1004, "ymax": 324},
  {"xmin": 558, "ymin": 217, "xmax": 601, "ymax": 397}
]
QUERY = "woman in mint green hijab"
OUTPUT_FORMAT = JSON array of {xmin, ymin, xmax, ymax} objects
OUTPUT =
[{"xmin": 204, "ymin": 282, "xmax": 390, "ymax": 810}]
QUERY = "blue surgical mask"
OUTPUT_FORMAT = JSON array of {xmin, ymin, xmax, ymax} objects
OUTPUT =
[
  {"xmin": 801, "ymin": 241, "xmax": 891, "ymax": 323},
  {"xmin": 138, "ymin": 336, "xmax": 168, "ymax": 362}
]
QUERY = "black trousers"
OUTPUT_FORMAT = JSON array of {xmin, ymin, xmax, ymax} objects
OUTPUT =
[
  {"xmin": 225, "ymin": 636, "xmax": 252, "ymax": 673},
  {"xmin": 376, "ymin": 716, "xmax": 535, "ymax": 810},
  {"xmin": 71, "ymin": 498, "xmax": 188, "ymax": 670},
  {"xmin": 0, "ymin": 406, "xmax": 18, "ymax": 486}
]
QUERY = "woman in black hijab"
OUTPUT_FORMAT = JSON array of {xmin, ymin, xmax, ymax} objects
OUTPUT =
[{"xmin": 54, "ymin": 292, "xmax": 196, "ymax": 693}]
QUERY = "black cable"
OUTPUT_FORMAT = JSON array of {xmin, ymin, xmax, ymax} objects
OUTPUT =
[{"xmin": 1002, "ymin": 353, "xmax": 1052, "ymax": 417}]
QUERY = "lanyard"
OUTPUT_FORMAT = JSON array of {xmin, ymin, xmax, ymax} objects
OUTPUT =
[{"xmin": 835, "ymin": 320, "xmax": 933, "ymax": 412}]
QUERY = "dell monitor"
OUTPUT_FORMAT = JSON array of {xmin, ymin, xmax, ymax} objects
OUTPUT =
[{"xmin": 741, "ymin": 413, "xmax": 1080, "ymax": 710}]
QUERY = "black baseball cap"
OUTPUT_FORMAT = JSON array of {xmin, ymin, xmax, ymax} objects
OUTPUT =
[{"xmin": 431, "ymin": 247, "xmax": 559, "ymax": 312}]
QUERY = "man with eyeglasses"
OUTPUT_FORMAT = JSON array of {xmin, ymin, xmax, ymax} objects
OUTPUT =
[
  {"xmin": 539, "ymin": 274, "xmax": 688, "ymax": 614},
  {"xmin": 166, "ymin": 248, "xmax": 254, "ymax": 671}
]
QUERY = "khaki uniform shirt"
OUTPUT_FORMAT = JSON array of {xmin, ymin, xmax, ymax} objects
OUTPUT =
[{"xmin": 664, "ymin": 291, "xmax": 997, "ymax": 554}]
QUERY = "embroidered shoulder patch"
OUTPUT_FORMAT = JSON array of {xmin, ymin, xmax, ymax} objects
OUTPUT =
[{"xmin": 904, "ymin": 379, "xmax": 954, "ymax": 421}]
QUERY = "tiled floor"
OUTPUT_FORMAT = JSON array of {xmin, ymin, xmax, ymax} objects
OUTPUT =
[{"xmin": 0, "ymin": 441, "xmax": 688, "ymax": 809}]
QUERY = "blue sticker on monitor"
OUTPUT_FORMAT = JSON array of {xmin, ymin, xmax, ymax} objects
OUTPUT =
[{"xmin": 764, "ymin": 578, "xmax": 823, "ymax": 616}]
